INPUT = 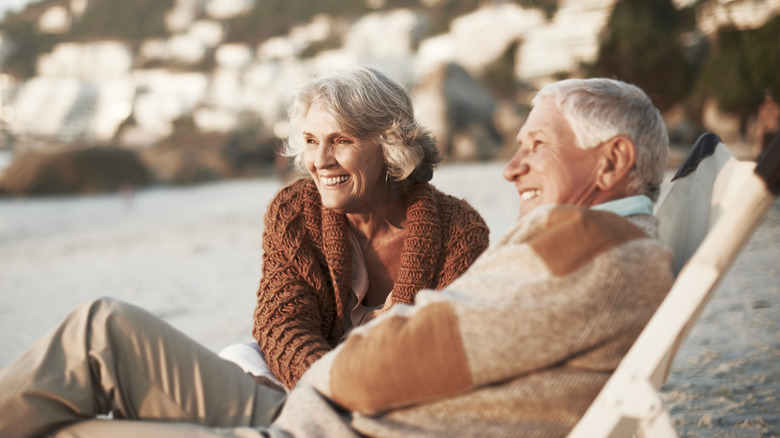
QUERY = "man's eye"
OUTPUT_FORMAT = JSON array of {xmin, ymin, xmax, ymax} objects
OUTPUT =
[
  {"xmin": 306, "ymin": 138, "xmax": 316, "ymax": 144},
  {"xmin": 532, "ymin": 141, "xmax": 542, "ymax": 152},
  {"xmin": 337, "ymin": 138, "xmax": 352, "ymax": 145}
]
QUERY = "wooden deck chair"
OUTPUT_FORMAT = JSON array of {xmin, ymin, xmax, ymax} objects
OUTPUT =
[{"xmin": 567, "ymin": 132, "xmax": 780, "ymax": 438}]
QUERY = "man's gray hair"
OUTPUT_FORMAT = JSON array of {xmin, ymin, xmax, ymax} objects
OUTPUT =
[
  {"xmin": 284, "ymin": 66, "xmax": 441, "ymax": 195},
  {"xmin": 534, "ymin": 78, "xmax": 669, "ymax": 200}
]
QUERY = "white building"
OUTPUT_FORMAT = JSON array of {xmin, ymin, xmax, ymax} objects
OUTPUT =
[
  {"xmin": 515, "ymin": 0, "xmax": 617, "ymax": 85},
  {"xmin": 257, "ymin": 14, "xmax": 340, "ymax": 62},
  {"xmin": 37, "ymin": 41, "xmax": 133, "ymax": 78},
  {"xmin": 416, "ymin": 3, "xmax": 546, "ymax": 79},
  {"xmin": 166, "ymin": 0, "xmax": 205, "ymax": 33},
  {"xmin": 696, "ymin": 0, "xmax": 780, "ymax": 33},
  {"xmin": 343, "ymin": 9, "xmax": 426, "ymax": 57},
  {"xmin": 205, "ymin": 0, "xmax": 254, "ymax": 20},
  {"xmin": 131, "ymin": 70, "xmax": 209, "ymax": 140},
  {"xmin": 239, "ymin": 59, "xmax": 311, "ymax": 129},
  {"xmin": 7, "ymin": 41, "xmax": 136, "ymax": 142},
  {"xmin": 38, "ymin": 6, "xmax": 71, "ymax": 34},
  {"xmin": 37, "ymin": 0, "xmax": 90, "ymax": 34},
  {"xmin": 450, "ymin": 4, "xmax": 545, "ymax": 75},
  {"xmin": 8, "ymin": 77, "xmax": 82, "ymax": 140}
]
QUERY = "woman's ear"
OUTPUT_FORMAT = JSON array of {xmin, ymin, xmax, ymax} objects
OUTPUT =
[{"xmin": 596, "ymin": 136, "xmax": 636, "ymax": 192}]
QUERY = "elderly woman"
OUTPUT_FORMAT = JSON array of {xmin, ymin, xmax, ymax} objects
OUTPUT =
[
  {"xmin": 0, "ymin": 66, "xmax": 488, "ymax": 438},
  {"xmin": 241, "ymin": 66, "xmax": 490, "ymax": 389}
]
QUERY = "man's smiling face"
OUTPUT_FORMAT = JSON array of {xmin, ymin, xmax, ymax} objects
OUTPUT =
[{"xmin": 503, "ymin": 97, "xmax": 605, "ymax": 217}]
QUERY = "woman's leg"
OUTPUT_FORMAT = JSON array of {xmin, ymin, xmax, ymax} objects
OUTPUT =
[{"xmin": 0, "ymin": 297, "xmax": 286, "ymax": 438}]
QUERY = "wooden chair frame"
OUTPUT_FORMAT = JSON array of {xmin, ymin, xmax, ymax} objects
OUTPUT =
[{"xmin": 568, "ymin": 132, "xmax": 780, "ymax": 438}]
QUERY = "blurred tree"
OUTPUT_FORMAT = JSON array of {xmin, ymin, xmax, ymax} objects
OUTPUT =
[
  {"xmin": 0, "ymin": 0, "xmax": 173, "ymax": 79},
  {"xmin": 0, "ymin": 20, "xmax": 56, "ymax": 78},
  {"xmin": 518, "ymin": 0, "xmax": 558, "ymax": 19},
  {"xmin": 67, "ymin": 0, "xmax": 173, "ymax": 42},
  {"xmin": 594, "ymin": 0, "xmax": 689, "ymax": 110},
  {"xmin": 424, "ymin": 0, "xmax": 482, "ymax": 35},
  {"xmin": 225, "ymin": 0, "xmax": 370, "ymax": 44},
  {"xmin": 481, "ymin": 40, "xmax": 520, "ymax": 100},
  {"xmin": 695, "ymin": 16, "xmax": 780, "ymax": 133}
]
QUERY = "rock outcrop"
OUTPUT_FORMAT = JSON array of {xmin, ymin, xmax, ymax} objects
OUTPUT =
[{"xmin": 414, "ymin": 63, "xmax": 503, "ymax": 161}]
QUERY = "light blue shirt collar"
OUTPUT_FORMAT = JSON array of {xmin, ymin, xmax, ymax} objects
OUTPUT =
[{"xmin": 591, "ymin": 195, "xmax": 653, "ymax": 218}]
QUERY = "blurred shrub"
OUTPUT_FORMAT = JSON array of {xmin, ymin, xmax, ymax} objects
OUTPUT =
[
  {"xmin": 695, "ymin": 16, "xmax": 780, "ymax": 125},
  {"xmin": 225, "ymin": 0, "xmax": 371, "ymax": 44},
  {"xmin": 518, "ymin": 0, "xmax": 558, "ymax": 19},
  {"xmin": 480, "ymin": 41, "xmax": 520, "ymax": 100},
  {"xmin": 0, "ymin": 19, "xmax": 57, "ymax": 78},
  {"xmin": 594, "ymin": 0, "xmax": 690, "ymax": 111},
  {"xmin": 224, "ymin": 0, "xmax": 517, "ymax": 44},
  {"xmin": 139, "ymin": 116, "xmax": 279, "ymax": 185},
  {"xmin": 0, "ymin": 0, "xmax": 172, "ymax": 79},
  {"xmin": 67, "ymin": 0, "xmax": 173, "ymax": 43},
  {"xmin": 0, "ymin": 146, "xmax": 152, "ymax": 196}
]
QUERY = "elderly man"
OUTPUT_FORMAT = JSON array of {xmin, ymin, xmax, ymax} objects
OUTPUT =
[{"xmin": 0, "ymin": 77, "xmax": 673, "ymax": 438}]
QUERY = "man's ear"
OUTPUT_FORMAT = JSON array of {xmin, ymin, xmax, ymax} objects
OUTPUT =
[{"xmin": 596, "ymin": 136, "xmax": 636, "ymax": 192}]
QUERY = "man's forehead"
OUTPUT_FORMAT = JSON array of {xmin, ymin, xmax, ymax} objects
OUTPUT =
[{"xmin": 519, "ymin": 102, "xmax": 566, "ymax": 131}]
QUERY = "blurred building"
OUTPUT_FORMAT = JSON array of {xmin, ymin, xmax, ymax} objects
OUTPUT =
[
  {"xmin": 697, "ymin": 0, "xmax": 780, "ymax": 34},
  {"xmin": 1, "ymin": 0, "xmax": 777, "ymax": 148}
]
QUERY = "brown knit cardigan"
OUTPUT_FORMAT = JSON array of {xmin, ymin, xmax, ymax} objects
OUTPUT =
[{"xmin": 252, "ymin": 178, "xmax": 490, "ymax": 388}]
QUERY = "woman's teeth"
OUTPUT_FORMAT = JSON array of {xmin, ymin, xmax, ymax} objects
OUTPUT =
[
  {"xmin": 520, "ymin": 189, "xmax": 540, "ymax": 201},
  {"xmin": 321, "ymin": 175, "xmax": 350, "ymax": 187}
]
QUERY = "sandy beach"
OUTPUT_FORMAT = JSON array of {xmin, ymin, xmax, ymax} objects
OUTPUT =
[{"xmin": 0, "ymin": 160, "xmax": 777, "ymax": 436}]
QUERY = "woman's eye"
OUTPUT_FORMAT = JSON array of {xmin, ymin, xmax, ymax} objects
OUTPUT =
[
  {"xmin": 305, "ymin": 138, "xmax": 316, "ymax": 144},
  {"xmin": 532, "ymin": 141, "xmax": 542, "ymax": 152},
  {"xmin": 337, "ymin": 138, "xmax": 352, "ymax": 145}
]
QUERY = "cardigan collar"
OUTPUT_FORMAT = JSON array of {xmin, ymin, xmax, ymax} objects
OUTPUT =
[
  {"xmin": 392, "ymin": 182, "xmax": 443, "ymax": 304},
  {"xmin": 317, "ymin": 181, "xmax": 443, "ymax": 310}
]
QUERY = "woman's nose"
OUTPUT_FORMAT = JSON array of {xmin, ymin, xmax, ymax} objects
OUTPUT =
[
  {"xmin": 313, "ymin": 144, "xmax": 335, "ymax": 168},
  {"xmin": 503, "ymin": 149, "xmax": 529, "ymax": 182}
]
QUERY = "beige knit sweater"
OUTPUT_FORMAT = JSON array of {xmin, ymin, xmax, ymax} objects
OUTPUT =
[
  {"xmin": 252, "ymin": 178, "xmax": 490, "ymax": 388},
  {"xmin": 268, "ymin": 204, "xmax": 674, "ymax": 437}
]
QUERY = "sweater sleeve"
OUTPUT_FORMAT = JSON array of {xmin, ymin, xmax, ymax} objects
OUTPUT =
[
  {"xmin": 434, "ymin": 195, "xmax": 490, "ymax": 289},
  {"xmin": 252, "ymin": 182, "xmax": 333, "ymax": 389},
  {"xmin": 310, "ymin": 206, "xmax": 673, "ymax": 413}
]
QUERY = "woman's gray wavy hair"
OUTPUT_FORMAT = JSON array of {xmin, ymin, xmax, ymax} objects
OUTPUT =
[
  {"xmin": 283, "ymin": 66, "xmax": 441, "ymax": 195},
  {"xmin": 534, "ymin": 78, "xmax": 669, "ymax": 201}
]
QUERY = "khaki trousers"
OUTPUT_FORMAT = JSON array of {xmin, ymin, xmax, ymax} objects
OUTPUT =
[{"xmin": 0, "ymin": 297, "xmax": 287, "ymax": 438}]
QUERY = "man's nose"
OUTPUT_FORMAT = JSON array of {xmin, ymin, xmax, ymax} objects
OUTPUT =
[{"xmin": 503, "ymin": 148, "xmax": 529, "ymax": 182}]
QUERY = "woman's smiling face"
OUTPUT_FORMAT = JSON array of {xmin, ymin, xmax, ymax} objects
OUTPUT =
[{"xmin": 301, "ymin": 101, "xmax": 388, "ymax": 214}]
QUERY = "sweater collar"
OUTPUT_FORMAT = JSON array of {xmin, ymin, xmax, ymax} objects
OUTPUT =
[{"xmin": 318, "ymin": 181, "xmax": 443, "ymax": 306}]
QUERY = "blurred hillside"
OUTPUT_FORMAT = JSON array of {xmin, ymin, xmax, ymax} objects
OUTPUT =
[{"xmin": 0, "ymin": 0, "xmax": 777, "ymax": 194}]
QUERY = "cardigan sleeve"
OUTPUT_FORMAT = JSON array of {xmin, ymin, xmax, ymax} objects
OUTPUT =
[
  {"xmin": 252, "ymin": 182, "xmax": 333, "ymax": 389},
  {"xmin": 434, "ymin": 194, "xmax": 490, "ymax": 289}
]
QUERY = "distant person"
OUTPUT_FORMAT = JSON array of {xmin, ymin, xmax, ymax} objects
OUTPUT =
[
  {"xmin": 119, "ymin": 181, "xmax": 134, "ymax": 211},
  {"xmin": 202, "ymin": 65, "xmax": 490, "ymax": 390},
  {"xmin": 0, "ymin": 77, "xmax": 673, "ymax": 438},
  {"xmin": 755, "ymin": 90, "xmax": 779, "ymax": 160}
]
